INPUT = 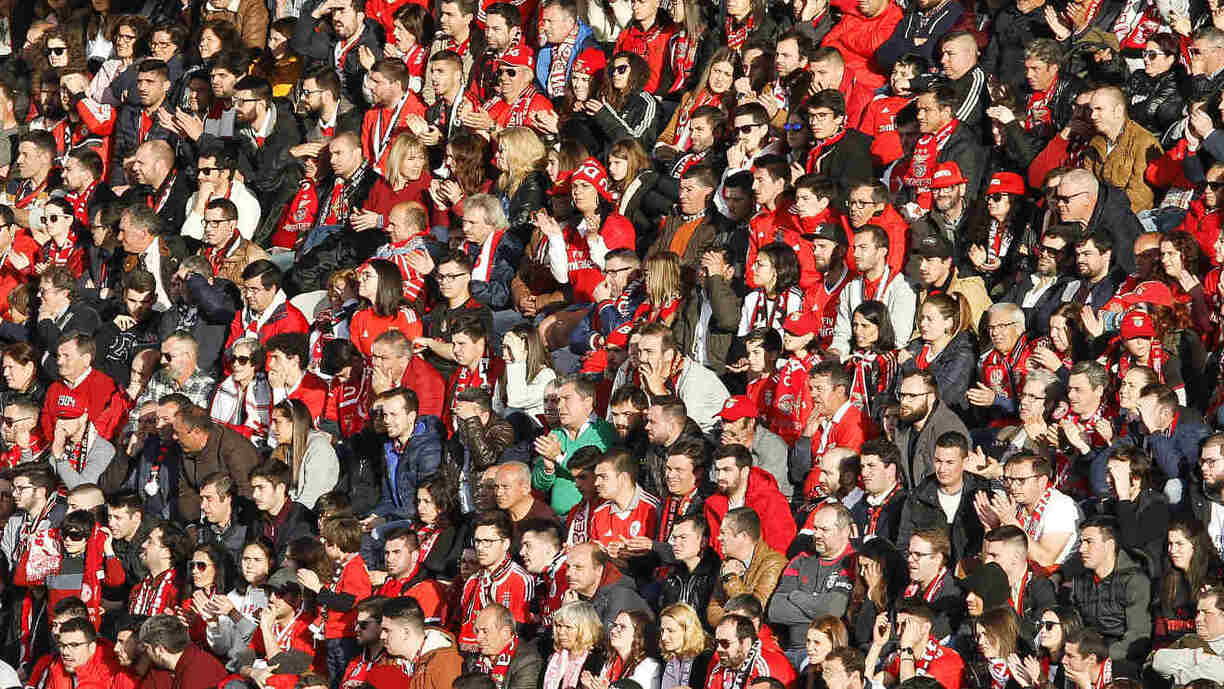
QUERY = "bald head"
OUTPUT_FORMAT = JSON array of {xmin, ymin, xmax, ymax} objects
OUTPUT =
[
  {"xmin": 132, "ymin": 140, "xmax": 175, "ymax": 187},
  {"xmin": 1089, "ymin": 87, "xmax": 1127, "ymax": 139}
]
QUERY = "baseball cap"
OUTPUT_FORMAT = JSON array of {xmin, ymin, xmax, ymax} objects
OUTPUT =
[
  {"xmin": 929, "ymin": 162, "xmax": 968, "ymax": 189},
  {"xmin": 783, "ymin": 310, "xmax": 821, "ymax": 337},
  {"xmin": 718, "ymin": 396, "xmax": 759, "ymax": 422},
  {"xmin": 1120, "ymin": 310, "xmax": 1156, "ymax": 340},
  {"xmin": 987, "ymin": 172, "xmax": 1025, "ymax": 196},
  {"xmin": 911, "ymin": 233, "xmax": 954, "ymax": 259},
  {"xmin": 1114, "ymin": 281, "xmax": 1174, "ymax": 309},
  {"xmin": 809, "ymin": 222, "xmax": 847, "ymax": 245},
  {"xmin": 497, "ymin": 44, "xmax": 534, "ymax": 71},
  {"xmin": 572, "ymin": 48, "xmax": 606, "ymax": 77}
]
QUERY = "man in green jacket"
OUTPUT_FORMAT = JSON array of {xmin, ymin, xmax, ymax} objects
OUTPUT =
[{"xmin": 531, "ymin": 376, "xmax": 617, "ymax": 514}]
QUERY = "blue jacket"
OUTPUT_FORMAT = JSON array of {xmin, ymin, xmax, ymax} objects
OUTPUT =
[
  {"xmin": 1123, "ymin": 407, "xmax": 1210, "ymax": 500},
  {"xmin": 535, "ymin": 22, "xmax": 598, "ymax": 95},
  {"xmin": 569, "ymin": 282, "xmax": 647, "ymax": 355},
  {"xmin": 374, "ymin": 415, "xmax": 444, "ymax": 521}
]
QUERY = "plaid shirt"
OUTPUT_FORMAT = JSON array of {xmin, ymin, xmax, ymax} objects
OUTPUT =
[{"xmin": 131, "ymin": 369, "xmax": 218, "ymax": 425}]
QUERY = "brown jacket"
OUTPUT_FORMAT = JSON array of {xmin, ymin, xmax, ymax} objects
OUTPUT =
[
  {"xmin": 178, "ymin": 424, "xmax": 261, "ymax": 520},
  {"xmin": 369, "ymin": 628, "xmax": 463, "ymax": 689},
  {"xmin": 200, "ymin": 0, "xmax": 269, "ymax": 50},
  {"xmin": 647, "ymin": 212, "xmax": 718, "ymax": 268},
  {"xmin": 707, "ymin": 541, "xmax": 787, "ymax": 626},
  {"xmin": 1087, "ymin": 119, "xmax": 1162, "ymax": 214},
  {"xmin": 200, "ymin": 237, "xmax": 270, "ymax": 286}
]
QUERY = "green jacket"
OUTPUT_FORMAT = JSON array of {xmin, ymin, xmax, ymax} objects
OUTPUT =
[{"xmin": 531, "ymin": 418, "xmax": 618, "ymax": 514}]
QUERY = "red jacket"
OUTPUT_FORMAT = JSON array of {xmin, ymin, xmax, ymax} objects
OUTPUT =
[
  {"xmin": 1146, "ymin": 137, "xmax": 1195, "ymax": 191},
  {"xmin": 842, "ymin": 203, "xmax": 908, "ymax": 275},
  {"xmin": 361, "ymin": 94, "xmax": 427, "ymax": 175},
  {"xmin": 226, "ymin": 297, "xmax": 310, "ymax": 350},
  {"xmin": 0, "ymin": 227, "xmax": 39, "ymax": 319},
  {"xmin": 1175, "ymin": 197, "xmax": 1222, "ymax": 264},
  {"xmin": 805, "ymin": 401, "xmax": 876, "ymax": 497},
  {"xmin": 615, "ymin": 16, "xmax": 681, "ymax": 94},
  {"xmin": 404, "ymin": 356, "xmax": 446, "ymax": 419},
  {"xmin": 838, "ymin": 68, "xmax": 876, "ymax": 131},
  {"xmin": 821, "ymin": 3, "xmax": 903, "ymax": 90},
  {"xmin": 42, "ymin": 368, "xmax": 128, "ymax": 442},
  {"xmin": 325, "ymin": 364, "xmax": 373, "ymax": 437},
  {"xmin": 322, "ymin": 554, "xmax": 373, "ymax": 639},
  {"xmin": 170, "ymin": 645, "xmax": 228, "ymax": 689},
  {"xmin": 45, "ymin": 645, "xmax": 120, "ymax": 689},
  {"xmin": 704, "ymin": 467, "xmax": 797, "ymax": 556},
  {"xmin": 747, "ymin": 201, "xmax": 821, "ymax": 291},
  {"xmin": 287, "ymin": 371, "xmax": 330, "ymax": 420},
  {"xmin": 860, "ymin": 95, "xmax": 911, "ymax": 167}
]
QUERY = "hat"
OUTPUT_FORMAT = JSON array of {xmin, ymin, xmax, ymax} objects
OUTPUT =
[
  {"xmin": 568, "ymin": 158, "xmax": 614, "ymax": 201},
  {"xmin": 51, "ymin": 392, "xmax": 87, "ymax": 420},
  {"xmin": 911, "ymin": 233, "xmax": 954, "ymax": 259},
  {"xmin": 959, "ymin": 562, "xmax": 1010, "ymax": 612},
  {"xmin": 929, "ymin": 162, "xmax": 968, "ymax": 189},
  {"xmin": 266, "ymin": 567, "xmax": 301, "ymax": 594},
  {"xmin": 809, "ymin": 222, "xmax": 847, "ymax": 245},
  {"xmin": 497, "ymin": 43, "xmax": 535, "ymax": 71},
  {"xmin": 782, "ymin": 310, "xmax": 821, "ymax": 337},
  {"xmin": 1120, "ymin": 310, "xmax": 1156, "ymax": 340},
  {"xmin": 572, "ymin": 48, "xmax": 606, "ymax": 77},
  {"xmin": 718, "ymin": 395, "xmax": 759, "ymax": 422},
  {"xmin": 606, "ymin": 321, "xmax": 634, "ymax": 349},
  {"xmin": 1080, "ymin": 27, "xmax": 1120, "ymax": 52},
  {"xmin": 1115, "ymin": 281, "xmax": 1174, "ymax": 309},
  {"xmin": 987, "ymin": 172, "xmax": 1025, "ymax": 196}
]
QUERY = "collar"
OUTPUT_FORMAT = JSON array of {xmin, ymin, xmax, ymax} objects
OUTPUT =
[
  {"xmin": 68, "ymin": 367, "xmax": 93, "ymax": 389},
  {"xmin": 253, "ymin": 105, "xmax": 276, "ymax": 138}
]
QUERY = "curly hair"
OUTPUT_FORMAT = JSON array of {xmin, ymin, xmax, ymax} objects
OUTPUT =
[{"xmin": 600, "ymin": 52, "xmax": 651, "ymax": 111}]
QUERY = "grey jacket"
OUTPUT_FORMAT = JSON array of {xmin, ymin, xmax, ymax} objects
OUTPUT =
[
  {"xmin": 892, "ymin": 400, "xmax": 971, "ymax": 490},
  {"xmin": 50, "ymin": 429, "xmax": 115, "ymax": 490}
]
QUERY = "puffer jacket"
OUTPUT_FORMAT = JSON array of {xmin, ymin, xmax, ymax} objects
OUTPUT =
[
  {"xmin": 902, "ymin": 329, "xmax": 977, "ymax": 416},
  {"xmin": 1127, "ymin": 66, "xmax": 1186, "ymax": 138},
  {"xmin": 1069, "ymin": 549, "xmax": 1152, "ymax": 661},
  {"xmin": 659, "ymin": 547, "xmax": 720, "ymax": 619},
  {"xmin": 373, "ymin": 415, "xmax": 445, "ymax": 522}
]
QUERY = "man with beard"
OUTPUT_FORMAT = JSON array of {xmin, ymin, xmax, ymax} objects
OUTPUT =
[
  {"xmin": 1000, "ymin": 224, "xmax": 1079, "ymax": 336},
  {"xmin": 719, "ymin": 396, "xmax": 788, "ymax": 497},
  {"xmin": 291, "ymin": 0, "xmax": 384, "ymax": 108},
  {"xmin": 910, "ymin": 161, "xmax": 973, "ymax": 251},
  {"xmin": 767, "ymin": 503, "xmax": 854, "ymax": 666},
  {"xmin": 60, "ymin": 149, "xmax": 117, "ymax": 227},
  {"xmin": 704, "ymin": 445, "xmax": 796, "ymax": 558},
  {"xmin": 641, "ymin": 396, "xmax": 705, "ymax": 498},
  {"xmin": 762, "ymin": 31, "xmax": 812, "ymax": 125},
  {"xmin": 469, "ymin": 3, "xmax": 522, "ymax": 103},
  {"xmin": 806, "ymin": 223, "xmax": 851, "ymax": 351},
  {"xmin": 338, "ymin": 598, "xmax": 389, "ymax": 688},
  {"xmin": 114, "ymin": 615, "xmax": 169, "ymax": 689},
  {"xmin": 2, "ymin": 131, "xmax": 60, "ymax": 230},
  {"xmin": 95, "ymin": 271, "xmax": 163, "ymax": 388},
  {"xmin": 1188, "ymin": 434, "xmax": 1224, "ymax": 550},
  {"xmin": 1066, "ymin": 229, "xmax": 1126, "ymax": 314},
  {"xmin": 360, "ymin": 60, "xmax": 426, "ymax": 175},
  {"xmin": 48, "ymin": 618, "xmax": 120, "ymax": 689},
  {"xmin": 79, "ymin": 60, "xmax": 178, "ymax": 187},
  {"xmin": 607, "ymin": 385, "xmax": 650, "ymax": 458},
  {"xmin": 974, "ymin": 454, "xmax": 1080, "ymax": 571},
  {"xmin": 462, "ymin": 44, "xmax": 554, "ymax": 136},
  {"xmin": 912, "ymin": 232, "xmax": 992, "ymax": 337},
  {"xmin": 892, "ymin": 370, "xmax": 971, "ymax": 489},
  {"xmin": 160, "ymin": 256, "xmax": 240, "ymax": 379},
  {"xmin": 182, "ymin": 144, "xmax": 263, "ymax": 247},
  {"xmin": 830, "ymin": 225, "xmax": 915, "ymax": 360},
  {"xmin": 707, "ymin": 615, "xmax": 795, "ymax": 689}
]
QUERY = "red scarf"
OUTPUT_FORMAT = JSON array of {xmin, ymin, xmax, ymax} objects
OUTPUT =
[
  {"xmin": 40, "ymin": 230, "xmax": 80, "ymax": 271},
  {"xmin": 902, "ymin": 119, "xmax": 958, "ymax": 208},
  {"xmin": 1018, "ymin": 488, "xmax": 1053, "ymax": 540},
  {"xmin": 805, "ymin": 128, "xmax": 847, "ymax": 175},
  {"xmin": 66, "ymin": 180, "xmax": 97, "ymax": 225},
  {"xmin": 488, "ymin": 84, "xmax": 541, "ymax": 128},
  {"xmin": 63, "ymin": 429, "xmax": 89, "ymax": 473},
  {"xmin": 567, "ymin": 500, "xmax": 593, "ymax": 545},
  {"xmin": 1093, "ymin": 658, "xmax": 1112, "ymax": 689},
  {"xmin": 203, "ymin": 231, "xmax": 242, "ymax": 276},
  {"xmin": 903, "ymin": 566, "xmax": 947, "ymax": 602},
  {"xmin": 671, "ymin": 90, "xmax": 722, "ymax": 148},
  {"xmin": 658, "ymin": 488, "xmax": 697, "ymax": 542},
  {"xmin": 865, "ymin": 483, "xmax": 900, "ymax": 536},
  {"xmin": 1008, "ymin": 569, "xmax": 1031, "ymax": 614},
  {"xmin": 475, "ymin": 637, "xmax": 519, "ymax": 689},
  {"xmin": 1025, "ymin": 79, "xmax": 1058, "ymax": 136},
  {"xmin": 131, "ymin": 568, "xmax": 177, "ymax": 615},
  {"xmin": 848, "ymin": 349, "xmax": 898, "ymax": 415},
  {"xmin": 724, "ymin": 13, "xmax": 754, "ymax": 52},
  {"xmin": 13, "ymin": 177, "xmax": 49, "ymax": 209},
  {"xmin": 148, "ymin": 171, "xmax": 177, "ymax": 213},
  {"xmin": 444, "ymin": 35, "xmax": 471, "ymax": 55}
]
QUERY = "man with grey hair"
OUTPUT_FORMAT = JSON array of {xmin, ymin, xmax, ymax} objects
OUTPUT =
[
  {"xmin": 968, "ymin": 303, "xmax": 1038, "ymax": 425},
  {"xmin": 1190, "ymin": 26, "xmax": 1224, "ymax": 84},
  {"xmin": 495, "ymin": 458, "xmax": 557, "ymax": 543},
  {"xmin": 455, "ymin": 193, "xmax": 523, "ymax": 313},
  {"xmin": 130, "ymin": 331, "xmax": 216, "ymax": 430},
  {"xmin": 1054, "ymin": 168, "xmax": 1141, "ymax": 273}
]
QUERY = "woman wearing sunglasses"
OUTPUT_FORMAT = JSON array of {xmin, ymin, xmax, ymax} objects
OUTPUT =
[
  {"xmin": 1155, "ymin": 518, "xmax": 1224, "ymax": 649},
  {"xmin": 964, "ymin": 171, "xmax": 1038, "ymax": 298},
  {"xmin": 589, "ymin": 53, "xmax": 662, "ymax": 155},
  {"xmin": 1126, "ymin": 33, "xmax": 1185, "ymax": 140},
  {"xmin": 210, "ymin": 337, "xmax": 272, "ymax": 449},
  {"xmin": 177, "ymin": 542, "xmax": 235, "ymax": 645},
  {"xmin": 35, "ymin": 198, "xmax": 87, "ymax": 279},
  {"xmin": 12, "ymin": 509, "xmax": 123, "ymax": 632},
  {"xmin": 1032, "ymin": 606, "xmax": 1083, "ymax": 689}
]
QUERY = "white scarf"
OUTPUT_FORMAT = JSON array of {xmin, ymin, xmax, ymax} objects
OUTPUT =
[
  {"xmin": 210, "ymin": 373, "xmax": 273, "ymax": 440},
  {"xmin": 241, "ymin": 290, "xmax": 288, "ymax": 337}
]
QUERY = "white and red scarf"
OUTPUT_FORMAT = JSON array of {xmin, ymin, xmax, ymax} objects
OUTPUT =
[
  {"xmin": 724, "ymin": 13, "xmax": 754, "ymax": 52},
  {"xmin": 903, "ymin": 567, "xmax": 947, "ymax": 602},
  {"xmin": 901, "ymin": 119, "xmax": 958, "ymax": 207},
  {"xmin": 546, "ymin": 27, "xmax": 579, "ymax": 98},
  {"xmin": 1018, "ymin": 488, "xmax": 1053, "ymax": 540},
  {"xmin": 475, "ymin": 637, "xmax": 518, "ymax": 688},
  {"xmin": 131, "ymin": 568, "xmax": 177, "ymax": 615}
]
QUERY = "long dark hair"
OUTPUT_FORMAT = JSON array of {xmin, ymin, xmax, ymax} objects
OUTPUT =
[
  {"xmin": 190, "ymin": 542, "xmax": 235, "ymax": 595},
  {"xmin": 600, "ymin": 52, "xmax": 650, "ymax": 111},
  {"xmin": 1161, "ymin": 517, "xmax": 1224, "ymax": 612},
  {"xmin": 852, "ymin": 301, "xmax": 897, "ymax": 352},
  {"xmin": 759, "ymin": 242, "xmax": 800, "ymax": 295},
  {"xmin": 366, "ymin": 259, "xmax": 405, "ymax": 317},
  {"xmin": 850, "ymin": 537, "xmax": 909, "ymax": 613},
  {"xmin": 447, "ymin": 128, "xmax": 490, "ymax": 197}
]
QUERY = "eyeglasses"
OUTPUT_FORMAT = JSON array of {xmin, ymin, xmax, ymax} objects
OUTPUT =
[
  {"xmin": 1038, "ymin": 620, "xmax": 1061, "ymax": 631},
  {"xmin": 150, "ymin": 40, "xmax": 175, "ymax": 50},
  {"xmin": 735, "ymin": 123, "xmax": 760, "ymax": 135},
  {"xmin": 715, "ymin": 638, "xmax": 735, "ymax": 649},
  {"xmin": 47, "ymin": 47, "xmax": 67, "ymax": 56},
  {"xmin": 1003, "ymin": 474, "xmax": 1039, "ymax": 485},
  {"xmin": 1019, "ymin": 392, "xmax": 1046, "ymax": 401},
  {"xmin": 808, "ymin": 111, "xmax": 836, "ymax": 121},
  {"xmin": 1, "ymin": 416, "xmax": 31, "ymax": 426},
  {"xmin": 11, "ymin": 484, "xmax": 33, "ymax": 493},
  {"xmin": 1207, "ymin": 181, "xmax": 1224, "ymax": 191},
  {"xmin": 191, "ymin": 560, "xmax": 211, "ymax": 571},
  {"xmin": 613, "ymin": 64, "xmax": 630, "ymax": 75},
  {"xmin": 605, "ymin": 266, "xmax": 635, "ymax": 277},
  {"xmin": 897, "ymin": 390, "xmax": 930, "ymax": 400},
  {"xmin": 197, "ymin": 167, "xmax": 220, "ymax": 176},
  {"xmin": 45, "ymin": 214, "xmax": 65, "ymax": 223},
  {"xmin": 300, "ymin": 88, "xmax": 325, "ymax": 97},
  {"xmin": 782, "ymin": 122, "xmax": 804, "ymax": 131},
  {"xmin": 437, "ymin": 271, "xmax": 468, "ymax": 282},
  {"xmin": 1052, "ymin": 190, "xmax": 1088, "ymax": 205},
  {"xmin": 59, "ymin": 640, "xmax": 91, "ymax": 651},
  {"xmin": 232, "ymin": 97, "xmax": 262, "ymax": 105},
  {"xmin": 987, "ymin": 322, "xmax": 1017, "ymax": 332},
  {"xmin": 848, "ymin": 199, "xmax": 875, "ymax": 208},
  {"xmin": 473, "ymin": 537, "xmax": 503, "ymax": 547},
  {"xmin": 1189, "ymin": 46, "xmax": 1222, "ymax": 57},
  {"xmin": 497, "ymin": 67, "xmax": 520, "ymax": 78},
  {"xmin": 906, "ymin": 550, "xmax": 935, "ymax": 560},
  {"xmin": 1142, "ymin": 50, "xmax": 1166, "ymax": 59},
  {"xmin": 63, "ymin": 530, "xmax": 89, "ymax": 541},
  {"xmin": 355, "ymin": 619, "xmax": 376, "ymax": 630},
  {"xmin": 986, "ymin": 193, "xmax": 1008, "ymax": 202},
  {"xmin": 202, "ymin": 219, "xmax": 233, "ymax": 229},
  {"xmin": 232, "ymin": 355, "xmax": 253, "ymax": 366},
  {"xmin": 116, "ymin": 33, "xmax": 139, "ymax": 42}
]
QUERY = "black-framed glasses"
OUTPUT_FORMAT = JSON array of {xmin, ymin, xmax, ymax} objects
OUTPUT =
[
  {"xmin": 232, "ymin": 97, "xmax": 262, "ymax": 105},
  {"xmin": 115, "ymin": 33, "xmax": 139, "ymax": 42},
  {"xmin": 1207, "ymin": 181, "xmax": 1224, "ymax": 191},
  {"xmin": 232, "ymin": 355, "xmax": 253, "ymax": 366},
  {"xmin": 897, "ymin": 390, "xmax": 930, "ymax": 400},
  {"xmin": 735, "ymin": 123, "xmax": 759, "ymax": 135},
  {"xmin": 436, "ymin": 271, "xmax": 468, "ymax": 282},
  {"xmin": 605, "ymin": 266, "xmax": 635, "ymax": 277},
  {"xmin": 1053, "ymin": 190, "xmax": 1088, "ymax": 205},
  {"xmin": 47, "ymin": 47, "xmax": 67, "ymax": 56},
  {"xmin": 987, "ymin": 321, "xmax": 1018, "ymax": 332},
  {"xmin": 497, "ymin": 67, "xmax": 519, "ymax": 78},
  {"xmin": 300, "ymin": 88, "xmax": 325, "ymax": 97},
  {"xmin": 63, "ymin": 529, "xmax": 89, "ymax": 541},
  {"xmin": 59, "ymin": 640, "xmax": 91, "ymax": 651},
  {"xmin": 1003, "ymin": 474, "xmax": 1039, "ymax": 485},
  {"xmin": 202, "ymin": 218, "xmax": 233, "ymax": 229},
  {"xmin": 1142, "ymin": 50, "xmax": 1165, "ymax": 59},
  {"xmin": 1037, "ymin": 244, "xmax": 1065, "ymax": 256},
  {"xmin": 150, "ymin": 40, "xmax": 176, "ymax": 50}
]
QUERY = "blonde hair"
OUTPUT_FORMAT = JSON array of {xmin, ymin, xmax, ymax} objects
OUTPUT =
[
  {"xmin": 552, "ymin": 601, "xmax": 602, "ymax": 652},
  {"xmin": 660, "ymin": 603, "xmax": 709, "ymax": 660},
  {"xmin": 386, "ymin": 132, "xmax": 427, "ymax": 190},
  {"xmin": 644, "ymin": 252, "xmax": 684, "ymax": 305},
  {"xmin": 496, "ymin": 127, "xmax": 547, "ymax": 197}
]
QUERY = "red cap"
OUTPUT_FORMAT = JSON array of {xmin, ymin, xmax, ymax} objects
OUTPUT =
[
  {"xmin": 568, "ymin": 158, "xmax": 614, "ymax": 201},
  {"xmin": 987, "ymin": 172, "xmax": 1025, "ymax": 196},
  {"xmin": 783, "ymin": 310, "xmax": 821, "ymax": 337},
  {"xmin": 929, "ymin": 162, "xmax": 968, "ymax": 189},
  {"xmin": 606, "ymin": 321, "xmax": 634, "ymax": 349},
  {"xmin": 572, "ymin": 48, "xmax": 606, "ymax": 77},
  {"xmin": 1116, "ymin": 280, "xmax": 1174, "ymax": 309},
  {"xmin": 1120, "ymin": 310, "xmax": 1156, "ymax": 340},
  {"xmin": 718, "ymin": 395, "xmax": 759, "ymax": 422},
  {"xmin": 497, "ymin": 43, "xmax": 535, "ymax": 71},
  {"xmin": 52, "ymin": 392, "xmax": 87, "ymax": 420}
]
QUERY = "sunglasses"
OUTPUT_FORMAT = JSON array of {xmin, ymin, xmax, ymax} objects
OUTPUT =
[
  {"xmin": 1038, "ymin": 620, "xmax": 1060, "ymax": 631},
  {"xmin": 613, "ymin": 64, "xmax": 630, "ymax": 75},
  {"xmin": 355, "ymin": 619, "xmax": 376, "ymax": 630},
  {"xmin": 497, "ymin": 67, "xmax": 519, "ymax": 78},
  {"xmin": 736, "ymin": 123, "xmax": 759, "ymax": 135},
  {"xmin": 1142, "ymin": 50, "xmax": 1166, "ymax": 59},
  {"xmin": 1037, "ymin": 244, "xmax": 1065, "ymax": 256},
  {"xmin": 47, "ymin": 46, "xmax": 67, "ymax": 56},
  {"xmin": 232, "ymin": 355, "xmax": 253, "ymax": 365},
  {"xmin": 190, "ymin": 560, "xmax": 211, "ymax": 571},
  {"xmin": 45, "ymin": 214, "xmax": 65, "ymax": 223},
  {"xmin": 1207, "ymin": 181, "xmax": 1224, "ymax": 191},
  {"xmin": 986, "ymin": 193, "xmax": 1007, "ymax": 202},
  {"xmin": 63, "ymin": 530, "xmax": 89, "ymax": 541}
]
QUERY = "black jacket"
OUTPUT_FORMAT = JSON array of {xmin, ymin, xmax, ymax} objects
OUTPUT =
[
  {"xmin": 158, "ymin": 274, "xmax": 240, "ymax": 379},
  {"xmin": 1068, "ymin": 549, "xmax": 1152, "ymax": 661},
  {"xmin": 892, "ymin": 399, "xmax": 972, "ymax": 489},
  {"xmin": 902, "ymin": 329, "xmax": 976, "ymax": 416},
  {"xmin": 877, "ymin": 0, "xmax": 965, "ymax": 70},
  {"xmin": 290, "ymin": 3, "xmax": 384, "ymax": 109},
  {"xmin": 983, "ymin": 1, "xmax": 1056, "ymax": 94},
  {"xmin": 120, "ymin": 172, "xmax": 195, "ymax": 239},
  {"xmin": 95, "ymin": 313, "xmax": 162, "ymax": 387},
  {"xmin": 1000, "ymin": 272, "xmax": 1078, "ymax": 337},
  {"xmin": 285, "ymin": 166, "xmax": 382, "ymax": 296},
  {"xmin": 256, "ymin": 500, "xmax": 317, "ymax": 561},
  {"xmin": 810, "ymin": 129, "xmax": 874, "ymax": 196},
  {"xmin": 849, "ymin": 487, "xmax": 907, "ymax": 546},
  {"xmin": 503, "ymin": 171, "xmax": 549, "ymax": 245},
  {"xmin": 949, "ymin": 66, "xmax": 989, "ymax": 131},
  {"xmin": 592, "ymin": 92, "xmax": 663, "ymax": 154},
  {"xmin": 896, "ymin": 471, "xmax": 990, "ymax": 564},
  {"xmin": 106, "ymin": 103, "xmax": 181, "ymax": 186},
  {"xmin": 35, "ymin": 302, "xmax": 101, "ymax": 380},
  {"xmin": 658, "ymin": 547, "xmax": 720, "ymax": 624},
  {"xmin": 620, "ymin": 170, "xmax": 674, "ymax": 250},
  {"xmin": 1001, "ymin": 75, "xmax": 1086, "ymax": 168},
  {"xmin": 1127, "ymin": 66, "xmax": 1186, "ymax": 139},
  {"xmin": 1083, "ymin": 182, "xmax": 1143, "ymax": 274},
  {"xmin": 1094, "ymin": 489, "xmax": 1170, "ymax": 580}
]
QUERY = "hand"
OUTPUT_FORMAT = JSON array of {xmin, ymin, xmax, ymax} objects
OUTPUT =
[
  {"xmin": 1079, "ymin": 305, "xmax": 1104, "ymax": 338},
  {"xmin": 102, "ymin": 529, "xmax": 114, "ymax": 557},
  {"xmin": 859, "ymin": 558, "xmax": 883, "ymax": 589},
  {"xmin": 211, "ymin": 594, "xmax": 235, "ymax": 616},
  {"xmin": 721, "ymin": 558, "xmax": 747, "ymax": 578},
  {"xmin": 519, "ymin": 294, "xmax": 537, "ymax": 317},
  {"xmin": 580, "ymin": 99, "xmax": 603, "ymax": 115},
  {"xmin": 403, "ymin": 113, "xmax": 430, "ymax": 137},
  {"xmin": 967, "ymin": 244, "xmax": 988, "ymax": 270},
  {"xmin": 404, "ymin": 249, "xmax": 435, "ymax": 277},
  {"xmin": 192, "ymin": 590, "xmax": 212, "ymax": 616},
  {"xmin": 1108, "ymin": 460, "xmax": 1133, "ymax": 500},
  {"xmin": 561, "ymin": 589, "xmax": 580, "ymax": 605},
  {"xmin": 440, "ymin": 179, "xmax": 464, "ymax": 205},
  {"xmin": 974, "ymin": 491, "xmax": 1001, "ymax": 528},
  {"xmin": 871, "ymin": 612, "xmax": 892, "ymax": 647},
  {"xmin": 296, "ymin": 568, "xmax": 323, "ymax": 593},
  {"xmin": 1191, "ymin": 105, "xmax": 1216, "ymax": 139},
  {"xmin": 790, "ymin": 160, "xmax": 805, "ymax": 183},
  {"xmin": 726, "ymin": 141, "xmax": 747, "ymax": 169},
  {"xmin": 350, "ymin": 209, "xmax": 382, "ymax": 232},
  {"xmin": 802, "ymin": 408, "xmax": 825, "ymax": 439},
  {"xmin": 357, "ymin": 44, "xmax": 376, "ymax": 71},
  {"xmin": 967, "ymin": 382, "xmax": 997, "ymax": 407},
  {"xmin": 534, "ymin": 434, "xmax": 563, "ymax": 466},
  {"xmin": 51, "ymin": 422, "xmax": 68, "ymax": 458},
  {"xmin": 460, "ymin": 107, "xmax": 496, "ymax": 131},
  {"xmin": 967, "ymin": 445, "xmax": 1001, "ymax": 477},
  {"xmin": 591, "ymin": 279, "xmax": 612, "ymax": 302},
  {"xmin": 1007, "ymin": 653, "xmax": 1039, "ymax": 688},
  {"xmin": 1171, "ymin": 10, "xmax": 1193, "ymax": 35},
  {"xmin": 701, "ymin": 249, "xmax": 729, "ymax": 279},
  {"xmin": 156, "ymin": 107, "xmax": 180, "ymax": 134},
  {"xmin": 732, "ymin": 76, "xmax": 753, "ymax": 95},
  {"xmin": 503, "ymin": 333, "xmax": 527, "ymax": 363},
  {"xmin": 986, "ymin": 104, "xmax": 1017, "ymax": 125},
  {"xmin": 174, "ymin": 110, "xmax": 204, "ymax": 141},
  {"xmin": 360, "ymin": 515, "xmax": 385, "ymax": 533},
  {"xmin": 1095, "ymin": 417, "xmax": 1114, "ymax": 446},
  {"xmin": 369, "ymin": 570, "xmax": 389, "ymax": 586},
  {"xmin": 1059, "ymin": 418, "xmax": 1091, "ymax": 455},
  {"xmin": 638, "ymin": 359, "xmax": 668, "ymax": 394},
  {"xmin": 291, "ymin": 142, "xmax": 326, "ymax": 159},
  {"xmin": 536, "ymin": 210, "xmax": 563, "ymax": 237},
  {"xmin": 419, "ymin": 126, "xmax": 442, "ymax": 146},
  {"xmin": 1031, "ymin": 346, "xmax": 1063, "ymax": 372},
  {"xmin": 531, "ymin": 109, "xmax": 559, "ymax": 134},
  {"xmin": 725, "ymin": 358, "xmax": 749, "ymax": 373},
  {"xmin": 621, "ymin": 536, "xmax": 653, "ymax": 554},
  {"xmin": 114, "ymin": 314, "xmax": 136, "ymax": 330},
  {"xmin": 1044, "ymin": 5, "xmax": 1071, "ymax": 39},
  {"xmin": 989, "ymin": 490, "xmax": 1019, "ymax": 526},
  {"xmin": 896, "ymin": 348, "xmax": 913, "ymax": 364},
  {"xmin": 1093, "ymin": 47, "xmax": 1113, "ymax": 63}
]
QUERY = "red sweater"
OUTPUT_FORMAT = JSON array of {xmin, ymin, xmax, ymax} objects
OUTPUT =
[
  {"xmin": 404, "ymin": 357, "xmax": 445, "ymax": 419},
  {"xmin": 42, "ymin": 368, "xmax": 126, "ymax": 441}
]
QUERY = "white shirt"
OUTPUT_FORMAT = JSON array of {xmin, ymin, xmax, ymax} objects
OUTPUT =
[
  {"xmin": 142, "ymin": 238, "xmax": 172, "ymax": 312},
  {"xmin": 936, "ymin": 487, "xmax": 961, "ymax": 524},
  {"xmin": 180, "ymin": 180, "xmax": 263, "ymax": 241},
  {"xmin": 1209, "ymin": 502, "xmax": 1224, "ymax": 558},
  {"xmin": 1033, "ymin": 488, "xmax": 1081, "ymax": 564}
]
